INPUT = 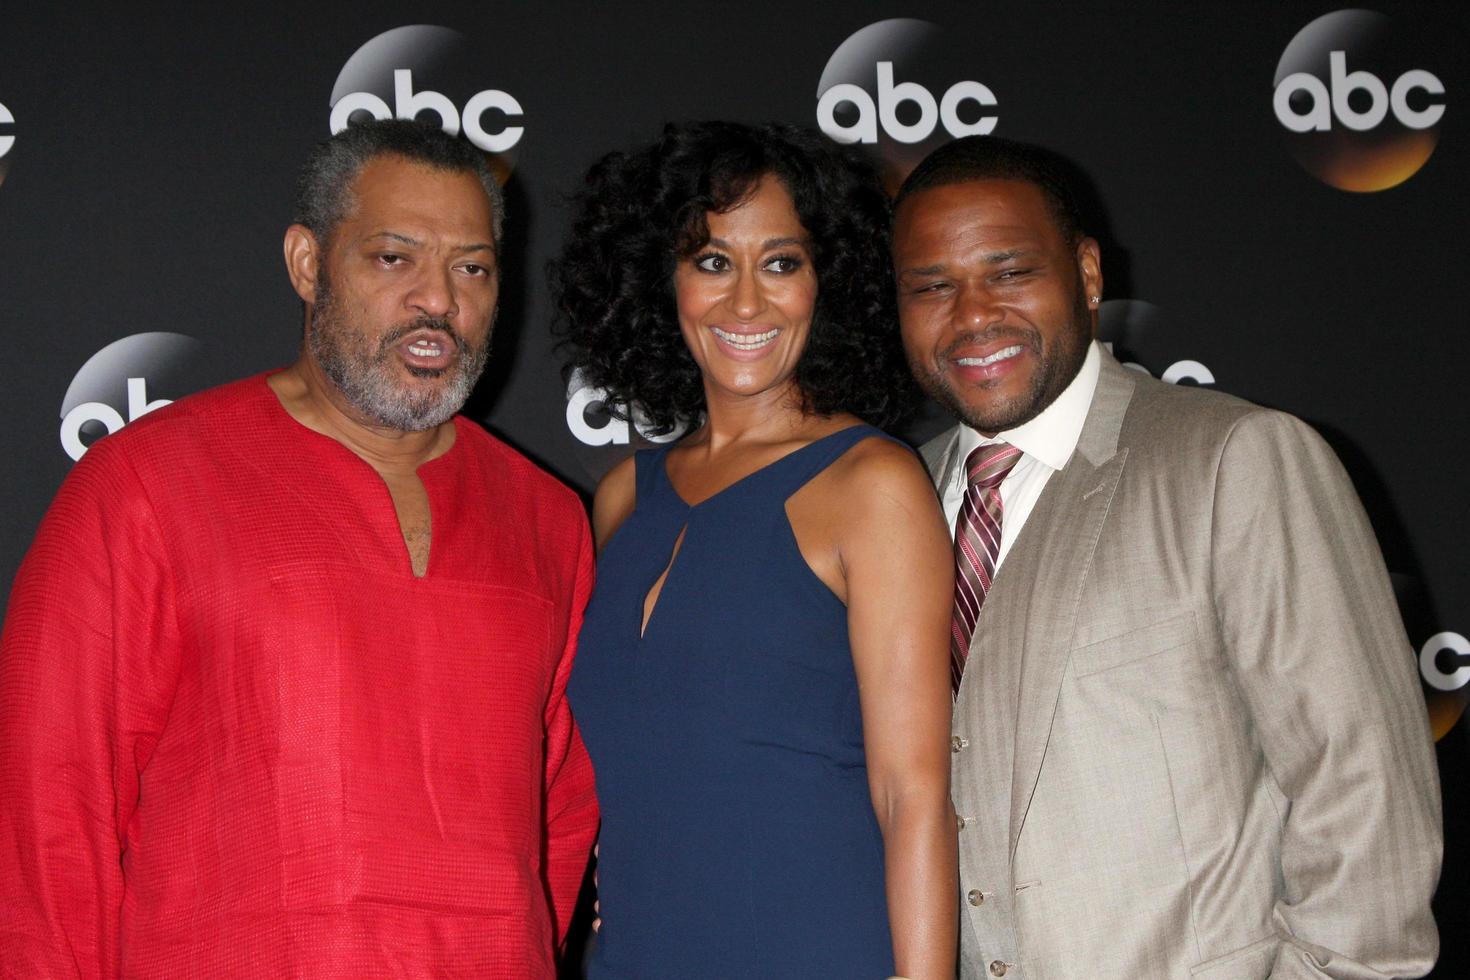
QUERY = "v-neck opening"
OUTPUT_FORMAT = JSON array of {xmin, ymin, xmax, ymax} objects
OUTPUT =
[
  {"xmin": 257, "ymin": 373, "xmax": 461, "ymax": 581},
  {"xmin": 636, "ymin": 424, "xmax": 870, "ymax": 644},
  {"xmin": 638, "ymin": 522, "xmax": 688, "ymax": 640},
  {"xmin": 660, "ymin": 424, "xmax": 870, "ymax": 510}
]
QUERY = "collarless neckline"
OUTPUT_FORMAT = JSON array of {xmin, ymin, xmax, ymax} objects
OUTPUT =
[{"xmin": 659, "ymin": 423, "xmax": 871, "ymax": 510}]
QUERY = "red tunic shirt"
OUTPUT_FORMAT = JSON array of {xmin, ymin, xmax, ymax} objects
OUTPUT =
[{"xmin": 0, "ymin": 375, "xmax": 598, "ymax": 977}]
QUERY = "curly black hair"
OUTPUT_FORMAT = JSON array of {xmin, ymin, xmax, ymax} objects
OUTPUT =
[{"xmin": 550, "ymin": 121, "xmax": 916, "ymax": 434}]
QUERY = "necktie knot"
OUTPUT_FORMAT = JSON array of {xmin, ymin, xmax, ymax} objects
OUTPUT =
[{"xmin": 965, "ymin": 443, "xmax": 1022, "ymax": 491}]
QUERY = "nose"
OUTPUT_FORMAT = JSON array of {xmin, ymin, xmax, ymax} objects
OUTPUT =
[
  {"xmin": 729, "ymin": 267, "xmax": 767, "ymax": 321},
  {"xmin": 954, "ymin": 284, "xmax": 1000, "ymax": 330},
  {"xmin": 406, "ymin": 264, "xmax": 458, "ymax": 320}
]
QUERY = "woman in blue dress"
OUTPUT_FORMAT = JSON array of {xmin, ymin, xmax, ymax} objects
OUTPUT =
[{"xmin": 553, "ymin": 121, "xmax": 955, "ymax": 979}]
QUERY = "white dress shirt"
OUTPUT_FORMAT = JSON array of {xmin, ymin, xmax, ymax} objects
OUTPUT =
[{"xmin": 940, "ymin": 341, "xmax": 1102, "ymax": 570}]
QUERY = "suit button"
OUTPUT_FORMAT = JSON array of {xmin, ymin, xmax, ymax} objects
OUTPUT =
[
  {"xmin": 956, "ymin": 814, "xmax": 967, "ymax": 831},
  {"xmin": 967, "ymin": 888, "xmax": 984, "ymax": 906},
  {"xmin": 989, "ymin": 961, "xmax": 1009, "ymax": 977},
  {"xmin": 951, "ymin": 735, "xmax": 968, "ymax": 753}
]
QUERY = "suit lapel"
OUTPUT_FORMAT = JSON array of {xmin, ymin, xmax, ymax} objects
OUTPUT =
[
  {"xmin": 1003, "ymin": 443, "xmax": 1126, "ymax": 857},
  {"xmin": 967, "ymin": 351, "xmax": 1138, "ymax": 859},
  {"xmin": 923, "ymin": 352, "xmax": 1139, "ymax": 858}
]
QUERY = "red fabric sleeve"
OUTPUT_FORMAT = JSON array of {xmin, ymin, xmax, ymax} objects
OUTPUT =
[
  {"xmin": 540, "ymin": 513, "xmax": 599, "ymax": 952},
  {"xmin": 0, "ymin": 443, "xmax": 180, "ymax": 979}
]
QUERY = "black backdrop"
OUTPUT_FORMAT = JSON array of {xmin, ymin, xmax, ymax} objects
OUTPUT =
[{"xmin": 2, "ymin": 2, "xmax": 1466, "ymax": 973}]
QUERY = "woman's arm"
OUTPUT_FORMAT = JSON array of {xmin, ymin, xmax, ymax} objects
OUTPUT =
[
  {"xmin": 585, "ymin": 456, "xmax": 637, "ymax": 934},
  {"xmin": 591, "ymin": 455, "xmax": 637, "ymax": 553},
  {"xmin": 839, "ymin": 440, "xmax": 957, "ymax": 980}
]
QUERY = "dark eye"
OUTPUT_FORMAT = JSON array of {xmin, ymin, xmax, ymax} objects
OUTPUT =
[
  {"xmin": 765, "ymin": 254, "xmax": 803, "ymax": 274},
  {"xmin": 995, "ymin": 267, "xmax": 1033, "ymax": 282},
  {"xmin": 378, "ymin": 254, "xmax": 406, "ymax": 267},
  {"xmin": 694, "ymin": 253, "xmax": 729, "ymax": 273}
]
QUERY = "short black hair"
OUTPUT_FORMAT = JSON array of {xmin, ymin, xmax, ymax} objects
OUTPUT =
[
  {"xmin": 550, "ymin": 120, "xmax": 916, "ymax": 434},
  {"xmin": 293, "ymin": 118, "xmax": 504, "ymax": 249},
  {"xmin": 894, "ymin": 135, "xmax": 1087, "ymax": 245}
]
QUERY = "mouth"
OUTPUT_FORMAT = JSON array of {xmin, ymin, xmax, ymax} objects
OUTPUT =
[
  {"xmin": 711, "ymin": 326, "xmax": 781, "ymax": 353},
  {"xmin": 945, "ymin": 337, "xmax": 1033, "ymax": 384},
  {"xmin": 954, "ymin": 344, "xmax": 1025, "ymax": 368},
  {"xmin": 393, "ymin": 327, "xmax": 461, "ymax": 373}
]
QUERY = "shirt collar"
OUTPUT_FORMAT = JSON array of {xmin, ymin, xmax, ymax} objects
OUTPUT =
[{"xmin": 954, "ymin": 340, "xmax": 1102, "ymax": 473}]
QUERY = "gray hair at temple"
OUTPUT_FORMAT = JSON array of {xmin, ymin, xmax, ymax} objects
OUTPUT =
[{"xmin": 293, "ymin": 118, "xmax": 505, "ymax": 250}]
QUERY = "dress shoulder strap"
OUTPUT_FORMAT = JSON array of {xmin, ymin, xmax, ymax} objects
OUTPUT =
[
  {"xmin": 632, "ymin": 445, "xmax": 675, "ymax": 504},
  {"xmin": 764, "ymin": 424, "xmax": 901, "ymax": 499}
]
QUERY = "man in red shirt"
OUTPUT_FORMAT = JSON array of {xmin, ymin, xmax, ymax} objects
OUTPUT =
[{"xmin": 0, "ymin": 119, "xmax": 598, "ymax": 977}]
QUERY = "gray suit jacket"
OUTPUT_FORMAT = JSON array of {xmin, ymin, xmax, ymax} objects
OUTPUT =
[{"xmin": 925, "ymin": 350, "xmax": 1441, "ymax": 979}]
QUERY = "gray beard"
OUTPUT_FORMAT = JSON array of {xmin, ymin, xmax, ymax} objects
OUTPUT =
[{"xmin": 308, "ymin": 279, "xmax": 491, "ymax": 432}]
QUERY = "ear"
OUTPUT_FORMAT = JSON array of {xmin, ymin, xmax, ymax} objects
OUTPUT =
[
  {"xmin": 1077, "ymin": 237, "xmax": 1103, "ymax": 322},
  {"xmin": 283, "ymin": 224, "xmax": 322, "ymax": 305}
]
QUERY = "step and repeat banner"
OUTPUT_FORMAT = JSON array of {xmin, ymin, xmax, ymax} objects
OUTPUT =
[{"xmin": 2, "ymin": 0, "xmax": 1466, "ymax": 971}]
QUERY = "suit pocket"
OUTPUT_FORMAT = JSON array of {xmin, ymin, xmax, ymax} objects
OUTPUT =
[
  {"xmin": 1189, "ymin": 934, "xmax": 1277, "ymax": 977},
  {"xmin": 1070, "ymin": 611, "xmax": 1197, "ymax": 677}
]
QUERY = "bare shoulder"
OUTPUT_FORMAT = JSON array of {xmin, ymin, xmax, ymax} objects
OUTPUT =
[
  {"xmin": 591, "ymin": 455, "xmax": 638, "ymax": 552},
  {"xmin": 823, "ymin": 433, "xmax": 940, "ymax": 517},
  {"xmin": 786, "ymin": 428, "xmax": 947, "ymax": 601},
  {"xmin": 821, "ymin": 432, "xmax": 951, "ymax": 599}
]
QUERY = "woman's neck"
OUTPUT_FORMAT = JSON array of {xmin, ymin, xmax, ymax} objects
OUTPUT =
[{"xmin": 693, "ymin": 382, "xmax": 813, "ymax": 453}]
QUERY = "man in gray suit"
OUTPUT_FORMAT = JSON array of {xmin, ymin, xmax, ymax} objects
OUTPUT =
[{"xmin": 893, "ymin": 136, "xmax": 1441, "ymax": 979}]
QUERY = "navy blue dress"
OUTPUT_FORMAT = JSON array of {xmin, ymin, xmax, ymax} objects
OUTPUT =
[{"xmin": 569, "ymin": 425, "xmax": 895, "ymax": 979}]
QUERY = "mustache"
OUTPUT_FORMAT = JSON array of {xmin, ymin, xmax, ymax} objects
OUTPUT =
[
  {"xmin": 938, "ymin": 325, "xmax": 1040, "ymax": 361},
  {"xmin": 378, "ymin": 317, "xmax": 468, "ymax": 355}
]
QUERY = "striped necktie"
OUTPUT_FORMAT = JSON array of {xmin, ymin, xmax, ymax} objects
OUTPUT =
[{"xmin": 951, "ymin": 442, "xmax": 1022, "ymax": 694}]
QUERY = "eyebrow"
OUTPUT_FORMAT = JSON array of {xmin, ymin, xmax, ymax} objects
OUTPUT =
[
  {"xmin": 365, "ymin": 231, "xmax": 495, "ymax": 253},
  {"xmin": 982, "ymin": 248, "xmax": 1032, "ymax": 264},
  {"xmin": 707, "ymin": 236, "xmax": 810, "ymax": 251},
  {"xmin": 898, "ymin": 247, "xmax": 1039, "ymax": 278}
]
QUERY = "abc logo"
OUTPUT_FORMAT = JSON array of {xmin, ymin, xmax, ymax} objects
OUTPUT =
[
  {"xmin": 0, "ymin": 100, "xmax": 14, "ymax": 158},
  {"xmin": 816, "ymin": 19, "xmax": 1000, "ymax": 191},
  {"xmin": 0, "ymin": 99, "xmax": 14, "ymax": 188},
  {"xmin": 1421, "ymin": 631, "xmax": 1469, "ymax": 693},
  {"xmin": 1274, "ymin": 53, "xmax": 1443, "ymax": 133},
  {"xmin": 329, "ymin": 25, "xmax": 524, "ymax": 161},
  {"xmin": 565, "ymin": 369, "xmax": 686, "ymax": 448},
  {"xmin": 1103, "ymin": 343, "xmax": 1216, "ymax": 387},
  {"xmin": 1098, "ymin": 301, "xmax": 1217, "ymax": 387},
  {"xmin": 1420, "ymin": 631, "xmax": 1469, "ymax": 741},
  {"xmin": 59, "ymin": 333, "xmax": 204, "ymax": 461},
  {"xmin": 1391, "ymin": 575, "xmax": 1466, "ymax": 740},
  {"xmin": 818, "ymin": 62, "xmax": 997, "ymax": 145},
  {"xmin": 1273, "ymin": 10, "xmax": 1445, "ymax": 192}
]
